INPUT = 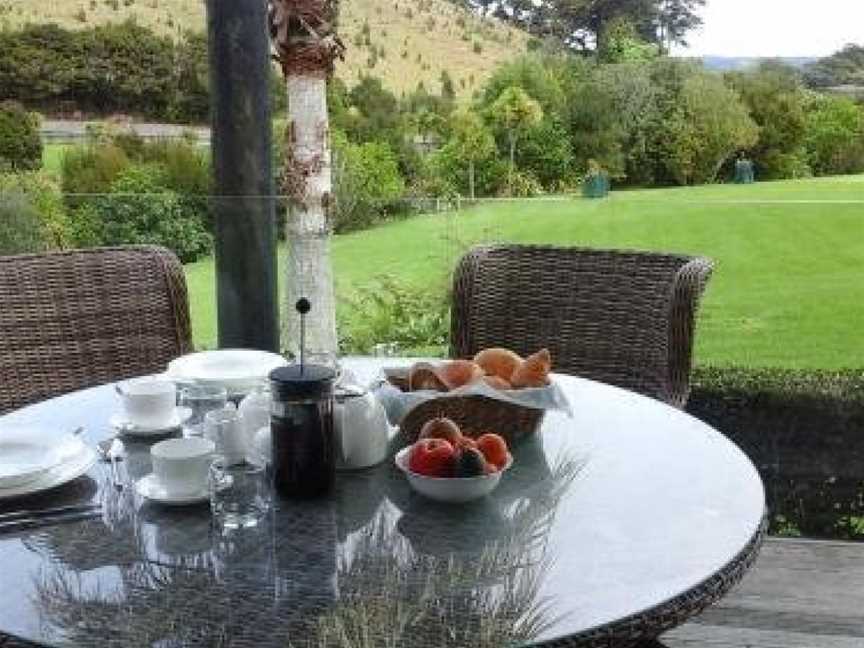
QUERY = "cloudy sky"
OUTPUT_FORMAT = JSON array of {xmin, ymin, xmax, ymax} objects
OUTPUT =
[{"xmin": 675, "ymin": 0, "xmax": 864, "ymax": 57}]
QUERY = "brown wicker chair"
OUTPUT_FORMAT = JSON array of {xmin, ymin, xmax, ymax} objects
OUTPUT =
[
  {"xmin": 0, "ymin": 245, "xmax": 192, "ymax": 414},
  {"xmin": 450, "ymin": 244, "xmax": 714, "ymax": 408}
]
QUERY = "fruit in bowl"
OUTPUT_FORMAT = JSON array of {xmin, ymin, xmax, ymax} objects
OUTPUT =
[{"xmin": 395, "ymin": 418, "xmax": 513, "ymax": 502}]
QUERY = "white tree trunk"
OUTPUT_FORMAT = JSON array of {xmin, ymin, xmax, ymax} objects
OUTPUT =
[{"xmin": 284, "ymin": 75, "xmax": 338, "ymax": 368}]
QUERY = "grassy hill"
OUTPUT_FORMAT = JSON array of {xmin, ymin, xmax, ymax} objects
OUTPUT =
[{"xmin": 1, "ymin": 0, "xmax": 528, "ymax": 98}]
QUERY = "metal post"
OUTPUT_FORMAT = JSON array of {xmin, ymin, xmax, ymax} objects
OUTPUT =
[{"xmin": 206, "ymin": 0, "xmax": 278, "ymax": 351}]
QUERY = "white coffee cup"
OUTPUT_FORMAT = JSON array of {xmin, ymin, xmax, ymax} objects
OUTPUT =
[
  {"xmin": 204, "ymin": 407, "xmax": 246, "ymax": 465},
  {"xmin": 151, "ymin": 437, "xmax": 215, "ymax": 496},
  {"xmin": 120, "ymin": 378, "xmax": 176, "ymax": 429}
]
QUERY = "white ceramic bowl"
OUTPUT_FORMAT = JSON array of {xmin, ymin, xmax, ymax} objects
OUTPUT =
[{"xmin": 394, "ymin": 446, "xmax": 513, "ymax": 503}]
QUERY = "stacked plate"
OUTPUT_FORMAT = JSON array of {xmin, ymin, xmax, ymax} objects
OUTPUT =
[
  {"xmin": 0, "ymin": 427, "xmax": 97, "ymax": 500},
  {"xmin": 166, "ymin": 349, "xmax": 288, "ymax": 397}
]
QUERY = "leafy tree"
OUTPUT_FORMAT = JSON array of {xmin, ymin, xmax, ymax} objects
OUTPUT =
[
  {"xmin": 662, "ymin": 74, "xmax": 758, "ymax": 184},
  {"xmin": 727, "ymin": 63, "xmax": 810, "ymax": 179},
  {"xmin": 466, "ymin": 0, "xmax": 703, "ymax": 52},
  {"xmin": 516, "ymin": 118, "xmax": 574, "ymax": 189},
  {"xmin": 0, "ymin": 101, "xmax": 42, "ymax": 171},
  {"xmin": 804, "ymin": 44, "xmax": 864, "ymax": 88},
  {"xmin": 598, "ymin": 17, "xmax": 660, "ymax": 63},
  {"xmin": 479, "ymin": 55, "xmax": 565, "ymax": 117},
  {"xmin": 448, "ymin": 110, "xmax": 496, "ymax": 199},
  {"xmin": 489, "ymin": 86, "xmax": 543, "ymax": 194},
  {"xmin": 331, "ymin": 131, "xmax": 405, "ymax": 232},
  {"xmin": 559, "ymin": 60, "xmax": 627, "ymax": 178},
  {"xmin": 805, "ymin": 95, "xmax": 864, "ymax": 175},
  {"xmin": 656, "ymin": 0, "xmax": 706, "ymax": 52}
]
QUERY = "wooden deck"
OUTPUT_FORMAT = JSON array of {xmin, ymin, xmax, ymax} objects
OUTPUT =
[{"xmin": 655, "ymin": 537, "xmax": 864, "ymax": 647}]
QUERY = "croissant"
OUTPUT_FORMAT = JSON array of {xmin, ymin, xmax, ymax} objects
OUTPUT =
[
  {"xmin": 437, "ymin": 360, "xmax": 484, "ymax": 390},
  {"xmin": 473, "ymin": 347, "xmax": 523, "ymax": 381},
  {"xmin": 409, "ymin": 362, "xmax": 447, "ymax": 392},
  {"xmin": 510, "ymin": 348, "xmax": 552, "ymax": 389},
  {"xmin": 482, "ymin": 375, "xmax": 512, "ymax": 390}
]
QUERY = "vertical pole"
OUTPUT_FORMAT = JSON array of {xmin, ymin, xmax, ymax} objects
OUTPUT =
[{"xmin": 206, "ymin": 0, "xmax": 278, "ymax": 351}]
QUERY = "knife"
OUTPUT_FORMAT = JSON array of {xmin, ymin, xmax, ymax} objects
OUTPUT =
[
  {"xmin": 0, "ymin": 508, "xmax": 102, "ymax": 534},
  {"xmin": 0, "ymin": 503, "xmax": 101, "ymax": 524}
]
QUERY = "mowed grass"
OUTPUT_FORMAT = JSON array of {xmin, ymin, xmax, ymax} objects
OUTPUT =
[
  {"xmin": 184, "ymin": 175, "xmax": 864, "ymax": 369},
  {"xmin": 42, "ymin": 143, "xmax": 72, "ymax": 175}
]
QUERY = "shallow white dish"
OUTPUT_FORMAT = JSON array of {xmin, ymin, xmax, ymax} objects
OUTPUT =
[
  {"xmin": 394, "ymin": 446, "xmax": 513, "ymax": 503},
  {"xmin": 167, "ymin": 350, "xmax": 287, "ymax": 394},
  {"xmin": 110, "ymin": 407, "xmax": 192, "ymax": 436},
  {"xmin": 0, "ymin": 434, "xmax": 63, "ymax": 489},
  {"xmin": 134, "ymin": 473, "xmax": 209, "ymax": 506},
  {"xmin": 0, "ymin": 434, "xmax": 97, "ymax": 500}
]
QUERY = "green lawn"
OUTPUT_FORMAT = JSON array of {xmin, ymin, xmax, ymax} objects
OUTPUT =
[
  {"xmin": 184, "ymin": 175, "xmax": 864, "ymax": 369},
  {"xmin": 42, "ymin": 143, "xmax": 72, "ymax": 175}
]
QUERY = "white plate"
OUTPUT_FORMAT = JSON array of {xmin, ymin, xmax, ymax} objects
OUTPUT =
[
  {"xmin": 110, "ymin": 407, "xmax": 193, "ymax": 437},
  {"xmin": 134, "ymin": 474, "xmax": 209, "ymax": 506},
  {"xmin": 0, "ymin": 436, "xmax": 97, "ymax": 500},
  {"xmin": 0, "ymin": 435, "xmax": 63, "ymax": 489},
  {"xmin": 167, "ymin": 350, "xmax": 287, "ymax": 393}
]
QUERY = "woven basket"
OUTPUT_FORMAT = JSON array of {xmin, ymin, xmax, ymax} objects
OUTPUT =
[{"xmin": 386, "ymin": 373, "xmax": 545, "ymax": 446}]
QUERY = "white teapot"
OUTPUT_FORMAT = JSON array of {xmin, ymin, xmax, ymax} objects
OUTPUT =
[{"xmin": 335, "ymin": 384, "xmax": 390, "ymax": 470}]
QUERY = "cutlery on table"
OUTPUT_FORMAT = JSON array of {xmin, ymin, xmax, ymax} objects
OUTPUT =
[
  {"xmin": 0, "ymin": 503, "xmax": 101, "ymax": 524},
  {"xmin": 0, "ymin": 505, "xmax": 103, "ymax": 533}
]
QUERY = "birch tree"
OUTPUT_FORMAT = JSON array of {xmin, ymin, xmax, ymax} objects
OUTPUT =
[{"xmin": 268, "ymin": 0, "xmax": 345, "ymax": 365}]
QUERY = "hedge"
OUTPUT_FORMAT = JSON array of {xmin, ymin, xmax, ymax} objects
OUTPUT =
[{"xmin": 687, "ymin": 366, "xmax": 864, "ymax": 540}]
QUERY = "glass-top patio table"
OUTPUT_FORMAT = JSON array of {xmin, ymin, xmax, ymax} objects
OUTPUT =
[{"xmin": 0, "ymin": 357, "xmax": 766, "ymax": 647}]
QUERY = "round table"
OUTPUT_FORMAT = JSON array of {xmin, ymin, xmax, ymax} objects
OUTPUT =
[{"xmin": 0, "ymin": 357, "xmax": 765, "ymax": 647}]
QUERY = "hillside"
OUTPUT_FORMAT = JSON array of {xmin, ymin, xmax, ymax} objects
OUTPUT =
[{"xmin": 0, "ymin": 0, "xmax": 529, "ymax": 98}]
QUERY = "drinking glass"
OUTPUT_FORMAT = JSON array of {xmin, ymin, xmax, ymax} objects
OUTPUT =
[
  {"xmin": 209, "ymin": 458, "xmax": 271, "ymax": 532},
  {"xmin": 180, "ymin": 385, "xmax": 228, "ymax": 437}
]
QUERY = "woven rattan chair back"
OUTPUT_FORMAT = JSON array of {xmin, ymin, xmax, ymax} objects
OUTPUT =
[
  {"xmin": 450, "ymin": 244, "xmax": 713, "ymax": 408},
  {"xmin": 0, "ymin": 245, "xmax": 192, "ymax": 414}
]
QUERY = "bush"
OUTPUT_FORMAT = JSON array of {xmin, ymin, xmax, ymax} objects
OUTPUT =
[
  {"xmin": 502, "ymin": 170, "xmax": 544, "ymax": 197},
  {"xmin": 805, "ymin": 95, "xmax": 864, "ymax": 176},
  {"xmin": 688, "ymin": 366, "xmax": 864, "ymax": 539},
  {"xmin": 0, "ymin": 171, "xmax": 70, "ymax": 249},
  {"xmin": 331, "ymin": 131, "xmax": 405, "ymax": 233},
  {"xmin": 74, "ymin": 164, "xmax": 212, "ymax": 262},
  {"xmin": 61, "ymin": 143, "xmax": 130, "ymax": 196},
  {"xmin": 0, "ymin": 22, "xmax": 210, "ymax": 123},
  {"xmin": 338, "ymin": 276, "xmax": 449, "ymax": 356},
  {"xmin": 0, "ymin": 191, "xmax": 48, "ymax": 255},
  {"xmin": 0, "ymin": 101, "xmax": 42, "ymax": 171}
]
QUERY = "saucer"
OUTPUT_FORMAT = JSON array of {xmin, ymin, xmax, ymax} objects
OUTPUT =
[
  {"xmin": 110, "ymin": 407, "xmax": 193, "ymax": 437},
  {"xmin": 134, "ymin": 474, "xmax": 209, "ymax": 505}
]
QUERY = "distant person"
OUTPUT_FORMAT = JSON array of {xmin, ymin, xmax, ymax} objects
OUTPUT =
[{"xmin": 734, "ymin": 153, "xmax": 755, "ymax": 184}]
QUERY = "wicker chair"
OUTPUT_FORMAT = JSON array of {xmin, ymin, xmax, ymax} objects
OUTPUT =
[
  {"xmin": 0, "ymin": 245, "xmax": 192, "ymax": 414},
  {"xmin": 450, "ymin": 244, "xmax": 713, "ymax": 408}
]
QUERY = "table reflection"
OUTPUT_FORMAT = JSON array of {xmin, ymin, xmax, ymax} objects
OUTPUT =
[{"xmin": 22, "ymin": 433, "xmax": 584, "ymax": 647}]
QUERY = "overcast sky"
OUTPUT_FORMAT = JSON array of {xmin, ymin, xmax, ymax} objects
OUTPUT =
[{"xmin": 675, "ymin": 0, "xmax": 864, "ymax": 57}]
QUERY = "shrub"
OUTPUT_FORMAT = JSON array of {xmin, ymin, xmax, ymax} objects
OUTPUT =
[
  {"xmin": 805, "ymin": 95, "xmax": 864, "ymax": 176},
  {"xmin": 0, "ymin": 101, "xmax": 42, "ymax": 171},
  {"xmin": 338, "ymin": 276, "xmax": 449, "ymax": 356},
  {"xmin": 0, "ymin": 191, "xmax": 48, "ymax": 255},
  {"xmin": 331, "ymin": 131, "xmax": 405, "ymax": 233},
  {"xmin": 502, "ymin": 170, "xmax": 543, "ymax": 197},
  {"xmin": 61, "ymin": 143, "xmax": 130, "ymax": 196},
  {"xmin": 77, "ymin": 164, "xmax": 212, "ymax": 262},
  {"xmin": 0, "ymin": 171, "xmax": 70, "ymax": 249}
]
